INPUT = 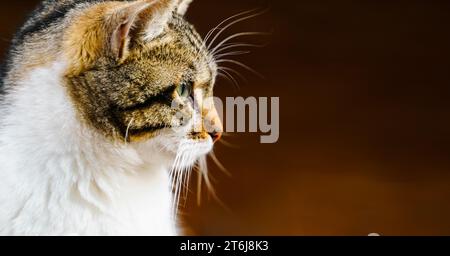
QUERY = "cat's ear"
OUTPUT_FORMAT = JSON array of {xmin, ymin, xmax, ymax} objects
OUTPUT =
[
  {"xmin": 108, "ymin": 0, "xmax": 178, "ymax": 60},
  {"xmin": 176, "ymin": 0, "xmax": 193, "ymax": 16},
  {"xmin": 108, "ymin": 1, "xmax": 152, "ymax": 60}
]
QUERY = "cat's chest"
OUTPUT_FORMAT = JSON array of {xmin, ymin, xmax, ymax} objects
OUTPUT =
[{"xmin": 104, "ymin": 168, "xmax": 176, "ymax": 235}]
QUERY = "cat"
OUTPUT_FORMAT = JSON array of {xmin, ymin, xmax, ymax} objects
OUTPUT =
[{"xmin": 0, "ymin": 0, "xmax": 223, "ymax": 236}]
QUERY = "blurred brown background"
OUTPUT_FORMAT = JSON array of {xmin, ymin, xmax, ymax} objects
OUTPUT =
[{"xmin": 2, "ymin": 0, "xmax": 450, "ymax": 235}]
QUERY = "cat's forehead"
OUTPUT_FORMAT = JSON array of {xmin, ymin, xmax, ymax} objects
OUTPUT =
[
  {"xmin": 138, "ymin": 40, "xmax": 215, "ymax": 78},
  {"xmin": 139, "ymin": 16, "xmax": 217, "ymax": 85}
]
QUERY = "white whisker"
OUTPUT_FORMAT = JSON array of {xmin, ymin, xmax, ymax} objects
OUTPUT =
[
  {"xmin": 218, "ymin": 66, "xmax": 247, "ymax": 84},
  {"xmin": 208, "ymin": 9, "xmax": 268, "ymax": 50},
  {"xmin": 216, "ymin": 59, "xmax": 265, "ymax": 79},
  {"xmin": 217, "ymin": 137, "xmax": 240, "ymax": 148},
  {"xmin": 210, "ymin": 151, "xmax": 232, "ymax": 177},
  {"xmin": 204, "ymin": 27, "xmax": 223, "ymax": 45},
  {"xmin": 197, "ymin": 156, "xmax": 208, "ymax": 206},
  {"xmin": 218, "ymin": 70, "xmax": 240, "ymax": 90},
  {"xmin": 211, "ymin": 32, "xmax": 270, "ymax": 56},
  {"xmin": 214, "ymin": 50, "xmax": 251, "ymax": 60},
  {"xmin": 217, "ymin": 72, "xmax": 234, "ymax": 85},
  {"xmin": 213, "ymin": 43, "xmax": 266, "ymax": 56},
  {"xmin": 125, "ymin": 118, "xmax": 134, "ymax": 143},
  {"xmin": 204, "ymin": 8, "xmax": 261, "ymax": 45}
]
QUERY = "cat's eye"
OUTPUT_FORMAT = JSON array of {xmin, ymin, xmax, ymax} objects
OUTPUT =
[{"xmin": 176, "ymin": 81, "xmax": 193, "ymax": 99}]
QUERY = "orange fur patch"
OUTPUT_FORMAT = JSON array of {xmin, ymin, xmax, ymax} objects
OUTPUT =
[{"xmin": 63, "ymin": 3, "xmax": 119, "ymax": 76}]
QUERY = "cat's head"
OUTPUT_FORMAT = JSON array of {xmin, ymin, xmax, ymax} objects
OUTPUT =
[{"xmin": 64, "ymin": 0, "xmax": 222, "ymax": 164}]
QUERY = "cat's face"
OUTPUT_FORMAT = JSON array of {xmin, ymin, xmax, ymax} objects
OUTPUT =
[{"xmin": 64, "ymin": 0, "xmax": 222, "ymax": 163}]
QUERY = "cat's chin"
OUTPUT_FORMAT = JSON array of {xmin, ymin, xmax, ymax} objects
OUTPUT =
[
  {"xmin": 168, "ymin": 137, "xmax": 214, "ymax": 168},
  {"xmin": 168, "ymin": 137, "xmax": 213, "ymax": 157},
  {"xmin": 133, "ymin": 135, "xmax": 214, "ymax": 168}
]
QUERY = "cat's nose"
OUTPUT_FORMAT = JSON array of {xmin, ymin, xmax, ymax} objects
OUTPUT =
[{"xmin": 208, "ymin": 131, "xmax": 222, "ymax": 143}]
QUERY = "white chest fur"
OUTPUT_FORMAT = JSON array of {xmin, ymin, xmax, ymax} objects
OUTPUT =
[{"xmin": 0, "ymin": 61, "xmax": 177, "ymax": 235}]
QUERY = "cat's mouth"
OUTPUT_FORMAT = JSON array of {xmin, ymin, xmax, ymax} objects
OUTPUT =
[
  {"xmin": 124, "ymin": 125, "xmax": 168, "ymax": 142},
  {"xmin": 129, "ymin": 129, "xmax": 214, "ymax": 168},
  {"xmin": 112, "ymin": 120, "xmax": 167, "ymax": 142},
  {"xmin": 112, "ymin": 107, "xmax": 221, "ymax": 145},
  {"xmin": 172, "ymin": 135, "xmax": 214, "ymax": 160},
  {"xmin": 110, "ymin": 105, "xmax": 177, "ymax": 143},
  {"xmin": 187, "ymin": 131, "xmax": 210, "ymax": 141}
]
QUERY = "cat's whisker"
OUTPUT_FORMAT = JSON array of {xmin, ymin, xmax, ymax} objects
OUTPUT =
[
  {"xmin": 183, "ymin": 163, "xmax": 195, "ymax": 205},
  {"xmin": 174, "ymin": 171, "xmax": 183, "ymax": 217},
  {"xmin": 209, "ymin": 151, "xmax": 232, "ymax": 177},
  {"xmin": 204, "ymin": 27, "xmax": 223, "ymax": 45},
  {"xmin": 219, "ymin": 69, "xmax": 240, "ymax": 88},
  {"xmin": 218, "ymin": 138, "xmax": 240, "ymax": 149},
  {"xmin": 170, "ymin": 151, "xmax": 183, "ymax": 194},
  {"xmin": 200, "ymin": 158, "xmax": 216, "ymax": 197},
  {"xmin": 204, "ymin": 8, "xmax": 261, "ymax": 46},
  {"xmin": 217, "ymin": 72, "xmax": 234, "ymax": 85},
  {"xmin": 182, "ymin": 176, "xmax": 190, "ymax": 206},
  {"xmin": 218, "ymin": 71, "xmax": 240, "ymax": 90},
  {"xmin": 214, "ymin": 50, "xmax": 251, "ymax": 60},
  {"xmin": 216, "ymin": 59, "xmax": 265, "ymax": 79},
  {"xmin": 210, "ymin": 31, "xmax": 270, "ymax": 56},
  {"xmin": 124, "ymin": 118, "xmax": 134, "ymax": 143},
  {"xmin": 170, "ymin": 143, "xmax": 198, "ymax": 215},
  {"xmin": 196, "ymin": 156, "xmax": 208, "ymax": 206},
  {"xmin": 186, "ymin": 155, "xmax": 197, "ymax": 201},
  {"xmin": 213, "ymin": 43, "xmax": 266, "ymax": 56},
  {"xmin": 203, "ymin": 170, "xmax": 231, "ymax": 213},
  {"xmin": 181, "ymin": 151, "xmax": 192, "ymax": 203},
  {"xmin": 173, "ymin": 159, "xmax": 187, "ymax": 216},
  {"xmin": 217, "ymin": 73, "xmax": 229, "ymax": 81},
  {"xmin": 179, "ymin": 166, "xmax": 187, "ymax": 207},
  {"xmin": 196, "ymin": 168, "xmax": 203, "ymax": 206},
  {"xmin": 218, "ymin": 66, "xmax": 247, "ymax": 84},
  {"xmin": 170, "ymin": 150, "xmax": 181, "ymax": 174},
  {"xmin": 193, "ymin": 154, "xmax": 231, "ymax": 212},
  {"xmin": 207, "ymin": 9, "xmax": 268, "ymax": 50}
]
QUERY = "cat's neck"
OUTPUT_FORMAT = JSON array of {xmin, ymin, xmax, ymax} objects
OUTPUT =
[{"xmin": 0, "ymin": 60, "xmax": 177, "ymax": 235}]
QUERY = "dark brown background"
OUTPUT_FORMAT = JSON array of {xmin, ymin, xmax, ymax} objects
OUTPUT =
[{"xmin": 2, "ymin": 0, "xmax": 450, "ymax": 235}]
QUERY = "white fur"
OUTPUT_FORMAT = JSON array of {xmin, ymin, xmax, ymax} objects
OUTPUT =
[
  {"xmin": 143, "ymin": 1, "xmax": 177, "ymax": 42},
  {"xmin": 0, "ymin": 60, "xmax": 212, "ymax": 236},
  {"xmin": 177, "ymin": 0, "xmax": 193, "ymax": 16}
]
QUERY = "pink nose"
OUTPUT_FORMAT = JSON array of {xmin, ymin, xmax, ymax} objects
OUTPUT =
[{"xmin": 208, "ymin": 131, "xmax": 222, "ymax": 143}]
